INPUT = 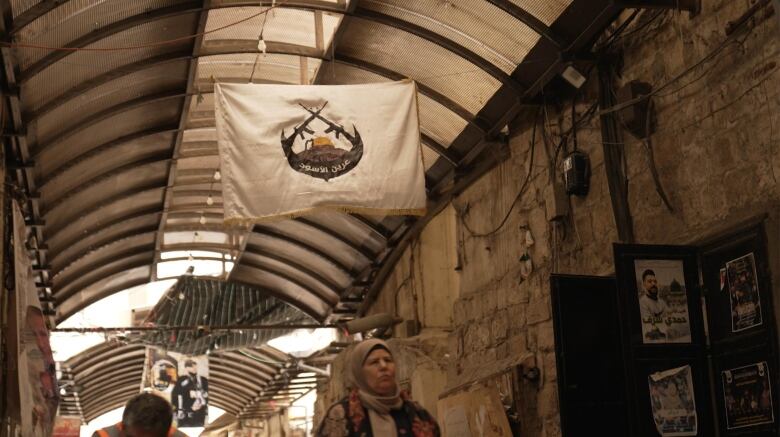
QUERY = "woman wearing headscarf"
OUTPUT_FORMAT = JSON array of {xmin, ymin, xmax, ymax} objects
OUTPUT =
[{"xmin": 316, "ymin": 339, "xmax": 440, "ymax": 437}]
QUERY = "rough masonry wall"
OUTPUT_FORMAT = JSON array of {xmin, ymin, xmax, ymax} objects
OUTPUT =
[
  {"xmin": 451, "ymin": 2, "xmax": 779, "ymax": 436},
  {"xmin": 315, "ymin": 2, "xmax": 779, "ymax": 435},
  {"xmin": 314, "ymin": 208, "xmax": 459, "ymax": 421}
]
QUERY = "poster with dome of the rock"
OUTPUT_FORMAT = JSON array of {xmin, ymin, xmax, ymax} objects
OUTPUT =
[{"xmin": 634, "ymin": 259, "xmax": 692, "ymax": 344}]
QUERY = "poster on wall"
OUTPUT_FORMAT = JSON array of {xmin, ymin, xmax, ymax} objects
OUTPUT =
[
  {"xmin": 634, "ymin": 260, "xmax": 692, "ymax": 344},
  {"xmin": 648, "ymin": 365, "xmax": 697, "ymax": 436},
  {"xmin": 142, "ymin": 348, "xmax": 209, "ymax": 427},
  {"xmin": 722, "ymin": 362, "xmax": 774, "ymax": 429},
  {"xmin": 13, "ymin": 202, "xmax": 58, "ymax": 437},
  {"xmin": 51, "ymin": 416, "xmax": 82, "ymax": 437},
  {"xmin": 437, "ymin": 384, "xmax": 513, "ymax": 437},
  {"xmin": 725, "ymin": 253, "xmax": 763, "ymax": 332}
]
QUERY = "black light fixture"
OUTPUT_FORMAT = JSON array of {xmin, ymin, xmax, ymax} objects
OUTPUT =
[
  {"xmin": 563, "ymin": 151, "xmax": 590, "ymax": 196},
  {"xmin": 562, "ymin": 96, "xmax": 590, "ymax": 196}
]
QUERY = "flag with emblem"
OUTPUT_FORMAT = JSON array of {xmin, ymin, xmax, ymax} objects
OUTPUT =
[{"xmin": 214, "ymin": 80, "xmax": 426, "ymax": 223}]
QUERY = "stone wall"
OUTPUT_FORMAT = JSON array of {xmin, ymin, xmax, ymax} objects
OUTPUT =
[
  {"xmin": 314, "ymin": 208, "xmax": 459, "ymax": 421},
  {"xmin": 315, "ymin": 1, "xmax": 780, "ymax": 435}
]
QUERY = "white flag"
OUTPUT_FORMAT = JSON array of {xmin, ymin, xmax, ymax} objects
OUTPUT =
[{"xmin": 214, "ymin": 80, "xmax": 427, "ymax": 223}]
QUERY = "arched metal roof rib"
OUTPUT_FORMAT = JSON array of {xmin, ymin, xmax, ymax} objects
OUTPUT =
[
  {"xmin": 0, "ymin": 0, "xmax": 624, "ymax": 419},
  {"xmin": 16, "ymin": 2, "xmax": 203, "ymax": 83},
  {"xmin": 61, "ymin": 340, "xmax": 318, "ymax": 422}
]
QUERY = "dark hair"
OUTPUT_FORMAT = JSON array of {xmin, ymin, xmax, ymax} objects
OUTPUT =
[
  {"xmin": 184, "ymin": 359, "xmax": 197, "ymax": 367},
  {"xmin": 122, "ymin": 393, "xmax": 173, "ymax": 436},
  {"xmin": 642, "ymin": 269, "xmax": 656, "ymax": 281}
]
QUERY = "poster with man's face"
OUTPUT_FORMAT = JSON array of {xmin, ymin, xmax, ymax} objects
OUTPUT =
[
  {"xmin": 634, "ymin": 260, "xmax": 692, "ymax": 344},
  {"xmin": 13, "ymin": 202, "xmax": 58, "ymax": 437},
  {"xmin": 142, "ymin": 348, "xmax": 209, "ymax": 428}
]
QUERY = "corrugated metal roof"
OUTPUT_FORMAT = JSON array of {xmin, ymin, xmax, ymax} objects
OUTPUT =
[
  {"xmin": 140, "ymin": 275, "xmax": 315, "ymax": 355},
  {"xmin": 0, "ymin": 0, "xmax": 622, "ymax": 421}
]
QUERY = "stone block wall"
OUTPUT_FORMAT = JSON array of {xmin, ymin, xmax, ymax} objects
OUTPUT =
[{"xmin": 315, "ymin": 2, "xmax": 780, "ymax": 435}]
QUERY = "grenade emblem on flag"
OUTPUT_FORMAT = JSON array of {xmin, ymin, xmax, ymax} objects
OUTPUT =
[{"xmin": 280, "ymin": 101, "xmax": 364, "ymax": 181}]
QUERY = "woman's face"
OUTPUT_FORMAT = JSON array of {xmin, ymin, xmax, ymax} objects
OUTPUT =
[{"xmin": 362, "ymin": 348, "xmax": 397, "ymax": 396}]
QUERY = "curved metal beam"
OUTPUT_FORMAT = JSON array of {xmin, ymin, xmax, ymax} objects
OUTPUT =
[
  {"xmin": 252, "ymin": 225, "xmax": 359, "ymax": 277},
  {"xmin": 194, "ymin": 43, "xmax": 480, "ymax": 128},
  {"xmin": 53, "ymin": 235, "xmax": 154, "ymax": 283},
  {"xmin": 79, "ymin": 366, "xmax": 143, "ymax": 392},
  {"xmin": 39, "ymin": 125, "xmax": 179, "ymax": 186},
  {"xmin": 233, "ymin": 279, "xmax": 327, "ymax": 322},
  {"xmin": 42, "ymin": 155, "xmax": 171, "ymax": 214},
  {"xmin": 208, "ymin": 392, "xmax": 242, "ymax": 414},
  {"xmin": 46, "ymin": 191, "xmax": 163, "ymax": 255},
  {"xmin": 335, "ymin": 54, "xmax": 487, "ymax": 130},
  {"xmin": 52, "ymin": 222, "xmax": 159, "ymax": 277},
  {"xmin": 17, "ymin": 2, "xmax": 203, "ymax": 83},
  {"xmin": 32, "ymin": 90, "xmax": 185, "ymax": 158},
  {"xmin": 80, "ymin": 372, "xmax": 143, "ymax": 400},
  {"xmin": 241, "ymin": 245, "xmax": 342, "ymax": 294},
  {"xmin": 238, "ymin": 258, "xmax": 338, "ymax": 304},
  {"xmin": 54, "ymin": 249, "xmax": 154, "ymax": 303},
  {"xmin": 44, "ymin": 179, "xmax": 168, "ymax": 236},
  {"xmin": 82, "ymin": 387, "xmax": 140, "ymax": 420},
  {"xmin": 26, "ymin": 52, "xmax": 193, "ymax": 121},
  {"xmin": 49, "ymin": 211, "xmax": 161, "ymax": 267},
  {"xmin": 210, "ymin": 353, "xmax": 277, "ymax": 378},
  {"xmin": 483, "ymin": 0, "xmax": 568, "ymax": 49},
  {"xmin": 348, "ymin": 213, "xmax": 392, "ymax": 240},
  {"xmin": 209, "ymin": 373, "xmax": 257, "ymax": 399},
  {"xmin": 420, "ymin": 133, "xmax": 458, "ymax": 167},
  {"xmin": 209, "ymin": 386, "xmax": 247, "ymax": 408},
  {"xmin": 294, "ymin": 217, "xmax": 376, "ymax": 260},
  {"xmin": 56, "ymin": 275, "xmax": 150, "ymax": 324},
  {"xmin": 83, "ymin": 394, "xmax": 139, "ymax": 422},
  {"xmin": 353, "ymin": 7, "xmax": 523, "ymax": 94},
  {"xmin": 10, "ymin": 0, "xmax": 347, "ymax": 36},
  {"xmin": 68, "ymin": 343, "xmax": 143, "ymax": 369}
]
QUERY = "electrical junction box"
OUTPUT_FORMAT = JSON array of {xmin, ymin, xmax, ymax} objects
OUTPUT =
[{"xmin": 563, "ymin": 151, "xmax": 590, "ymax": 196}]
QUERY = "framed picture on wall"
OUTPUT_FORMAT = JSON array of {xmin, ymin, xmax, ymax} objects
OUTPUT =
[
  {"xmin": 725, "ymin": 253, "xmax": 763, "ymax": 333},
  {"xmin": 722, "ymin": 361, "xmax": 774, "ymax": 430},
  {"xmin": 634, "ymin": 259, "xmax": 692, "ymax": 344},
  {"xmin": 614, "ymin": 244, "xmax": 703, "ymax": 348}
]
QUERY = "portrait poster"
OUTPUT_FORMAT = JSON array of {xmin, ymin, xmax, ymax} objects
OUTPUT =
[
  {"xmin": 634, "ymin": 260, "xmax": 692, "ymax": 344},
  {"xmin": 648, "ymin": 365, "xmax": 697, "ymax": 436},
  {"xmin": 13, "ymin": 202, "xmax": 58, "ymax": 437},
  {"xmin": 725, "ymin": 253, "xmax": 763, "ymax": 332},
  {"xmin": 142, "ymin": 347, "xmax": 209, "ymax": 428},
  {"xmin": 722, "ymin": 362, "xmax": 774, "ymax": 429}
]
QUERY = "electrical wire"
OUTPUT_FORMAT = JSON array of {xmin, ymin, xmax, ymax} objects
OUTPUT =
[
  {"xmin": 597, "ymin": 10, "xmax": 764, "ymax": 118},
  {"xmin": 0, "ymin": 2, "xmax": 287, "ymax": 52},
  {"xmin": 459, "ymin": 108, "xmax": 541, "ymax": 238}
]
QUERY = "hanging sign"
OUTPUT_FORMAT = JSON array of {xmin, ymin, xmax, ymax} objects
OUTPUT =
[
  {"xmin": 142, "ymin": 348, "xmax": 210, "ymax": 428},
  {"xmin": 214, "ymin": 80, "xmax": 426, "ymax": 222}
]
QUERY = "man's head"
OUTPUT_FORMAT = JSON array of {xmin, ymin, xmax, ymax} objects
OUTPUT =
[
  {"xmin": 122, "ymin": 393, "xmax": 173, "ymax": 437},
  {"xmin": 184, "ymin": 359, "xmax": 198, "ymax": 376},
  {"xmin": 642, "ymin": 269, "xmax": 659, "ymax": 298}
]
